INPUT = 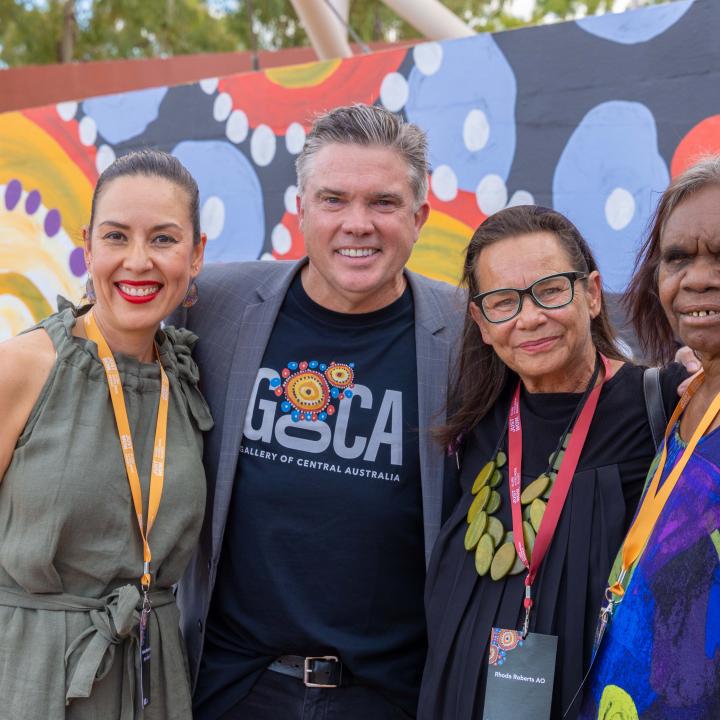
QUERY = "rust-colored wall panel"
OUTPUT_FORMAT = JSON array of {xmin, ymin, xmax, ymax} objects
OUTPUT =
[{"xmin": 0, "ymin": 42, "xmax": 415, "ymax": 113}]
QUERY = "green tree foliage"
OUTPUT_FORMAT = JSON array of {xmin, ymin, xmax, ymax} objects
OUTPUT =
[
  {"xmin": 1, "ymin": 0, "xmax": 74, "ymax": 66},
  {"xmin": 78, "ymin": 0, "xmax": 238, "ymax": 60},
  {"xmin": 221, "ymin": 0, "xmax": 309, "ymax": 52},
  {"xmin": 0, "ymin": 0, "xmax": 240, "ymax": 66},
  {"xmin": 211, "ymin": 0, "xmax": 664, "ymax": 51},
  {"xmin": 0, "ymin": 0, "xmax": 665, "ymax": 68}
]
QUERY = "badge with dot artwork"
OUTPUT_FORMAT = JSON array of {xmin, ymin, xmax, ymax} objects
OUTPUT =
[
  {"xmin": 269, "ymin": 360, "xmax": 355, "ymax": 422},
  {"xmin": 483, "ymin": 628, "xmax": 557, "ymax": 720}
]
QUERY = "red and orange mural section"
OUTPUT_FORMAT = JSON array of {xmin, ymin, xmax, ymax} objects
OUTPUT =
[{"xmin": 0, "ymin": 109, "xmax": 97, "ymax": 336}]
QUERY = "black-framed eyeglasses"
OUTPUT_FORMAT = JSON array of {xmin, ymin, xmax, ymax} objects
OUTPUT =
[{"xmin": 473, "ymin": 271, "xmax": 588, "ymax": 323}]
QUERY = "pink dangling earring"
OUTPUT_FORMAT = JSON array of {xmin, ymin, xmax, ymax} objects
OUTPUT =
[
  {"xmin": 182, "ymin": 281, "xmax": 199, "ymax": 308},
  {"xmin": 85, "ymin": 275, "xmax": 96, "ymax": 303}
]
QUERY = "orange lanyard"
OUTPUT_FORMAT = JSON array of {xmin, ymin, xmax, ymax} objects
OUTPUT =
[
  {"xmin": 84, "ymin": 310, "xmax": 169, "ymax": 591},
  {"xmin": 609, "ymin": 371, "xmax": 719, "ymax": 599}
]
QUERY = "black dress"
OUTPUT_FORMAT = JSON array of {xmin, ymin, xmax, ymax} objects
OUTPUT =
[{"xmin": 418, "ymin": 363, "xmax": 685, "ymax": 720}]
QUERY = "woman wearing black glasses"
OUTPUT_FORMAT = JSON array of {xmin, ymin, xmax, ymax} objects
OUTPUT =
[{"xmin": 417, "ymin": 206, "xmax": 686, "ymax": 720}]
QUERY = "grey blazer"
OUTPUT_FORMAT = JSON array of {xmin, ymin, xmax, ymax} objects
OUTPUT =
[{"xmin": 170, "ymin": 258, "xmax": 465, "ymax": 687}]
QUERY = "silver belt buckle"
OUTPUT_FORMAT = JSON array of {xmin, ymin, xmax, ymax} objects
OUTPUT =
[{"xmin": 303, "ymin": 655, "xmax": 340, "ymax": 688}]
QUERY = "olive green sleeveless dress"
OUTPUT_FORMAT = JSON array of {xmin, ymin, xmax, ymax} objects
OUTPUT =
[{"xmin": 0, "ymin": 301, "xmax": 213, "ymax": 719}]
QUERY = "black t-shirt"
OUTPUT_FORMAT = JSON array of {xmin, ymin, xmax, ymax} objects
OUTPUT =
[{"xmin": 195, "ymin": 274, "xmax": 426, "ymax": 718}]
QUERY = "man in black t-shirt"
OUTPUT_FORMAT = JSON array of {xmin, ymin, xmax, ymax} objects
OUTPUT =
[{"xmin": 171, "ymin": 104, "xmax": 464, "ymax": 719}]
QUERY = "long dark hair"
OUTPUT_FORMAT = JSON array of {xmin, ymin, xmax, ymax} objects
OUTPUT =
[
  {"xmin": 624, "ymin": 155, "xmax": 720, "ymax": 365},
  {"xmin": 439, "ymin": 205, "xmax": 624, "ymax": 448}
]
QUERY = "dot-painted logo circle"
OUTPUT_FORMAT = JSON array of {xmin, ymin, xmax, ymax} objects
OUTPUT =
[
  {"xmin": 284, "ymin": 370, "xmax": 330, "ymax": 413},
  {"xmin": 325, "ymin": 362, "xmax": 354, "ymax": 389},
  {"xmin": 489, "ymin": 644, "xmax": 499, "ymax": 665},
  {"xmin": 275, "ymin": 359, "xmax": 355, "ymax": 422},
  {"xmin": 497, "ymin": 629, "xmax": 522, "ymax": 651}
]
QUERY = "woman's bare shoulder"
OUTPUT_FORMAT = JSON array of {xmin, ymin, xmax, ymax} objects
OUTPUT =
[
  {"xmin": 0, "ymin": 329, "xmax": 56, "ymax": 375},
  {"xmin": 0, "ymin": 329, "xmax": 56, "ymax": 422},
  {"xmin": 0, "ymin": 329, "xmax": 56, "ymax": 479}
]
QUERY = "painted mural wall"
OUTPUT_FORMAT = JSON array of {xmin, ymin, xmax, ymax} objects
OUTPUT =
[{"xmin": 1, "ymin": 0, "xmax": 719, "ymax": 342}]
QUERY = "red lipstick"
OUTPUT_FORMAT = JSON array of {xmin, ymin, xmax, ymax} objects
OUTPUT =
[{"xmin": 114, "ymin": 280, "xmax": 162, "ymax": 304}]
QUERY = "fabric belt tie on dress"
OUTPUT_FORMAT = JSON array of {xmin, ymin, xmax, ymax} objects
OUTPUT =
[{"xmin": 0, "ymin": 584, "xmax": 175, "ymax": 719}]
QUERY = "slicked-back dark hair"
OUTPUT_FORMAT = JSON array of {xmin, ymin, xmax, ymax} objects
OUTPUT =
[
  {"xmin": 439, "ymin": 204, "xmax": 624, "ymax": 447},
  {"xmin": 89, "ymin": 148, "xmax": 201, "ymax": 244},
  {"xmin": 625, "ymin": 155, "xmax": 720, "ymax": 364}
]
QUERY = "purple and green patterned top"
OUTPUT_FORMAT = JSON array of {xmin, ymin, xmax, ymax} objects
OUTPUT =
[{"xmin": 579, "ymin": 423, "xmax": 720, "ymax": 719}]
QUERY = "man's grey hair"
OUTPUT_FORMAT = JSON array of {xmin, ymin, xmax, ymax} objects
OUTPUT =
[{"xmin": 296, "ymin": 103, "xmax": 429, "ymax": 210}]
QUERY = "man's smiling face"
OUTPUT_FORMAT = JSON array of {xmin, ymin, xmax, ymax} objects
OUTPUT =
[{"xmin": 297, "ymin": 142, "xmax": 429, "ymax": 313}]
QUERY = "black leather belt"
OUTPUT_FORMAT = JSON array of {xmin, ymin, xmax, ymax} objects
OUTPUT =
[{"xmin": 267, "ymin": 654, "xmax": 348, "ymax": 688}]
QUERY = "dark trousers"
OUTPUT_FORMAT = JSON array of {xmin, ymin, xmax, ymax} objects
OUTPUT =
[{"xmin": 219, "ymin": 669, "xmax": 413, "ymax": 720}]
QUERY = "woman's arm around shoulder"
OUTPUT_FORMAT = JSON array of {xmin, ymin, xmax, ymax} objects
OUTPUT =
[{"xmin": 0, "ymin": 329, "xmax": 56, "ymax": 480}]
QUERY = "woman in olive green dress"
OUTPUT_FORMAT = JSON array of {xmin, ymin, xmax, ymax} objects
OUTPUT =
[{"xmin": 0, "ymin": 149, "xmax": 212, "ymax": 719}]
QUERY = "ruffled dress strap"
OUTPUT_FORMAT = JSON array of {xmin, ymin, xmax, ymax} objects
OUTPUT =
[
  {"xmin": 158, "ymin": 325, "xmax": 214, "ymax": 431},
  {"xmin": 22, "ymin": 298, "xmax": 213, "ymax": 432}
]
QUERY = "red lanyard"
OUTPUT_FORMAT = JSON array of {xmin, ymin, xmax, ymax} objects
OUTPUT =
[{"xmin": 508, "ymin": 354, "xmax": 610, "ymax": 634}]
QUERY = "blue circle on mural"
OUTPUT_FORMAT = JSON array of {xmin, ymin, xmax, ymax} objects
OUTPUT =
[
  {"xmin": 577, "ymin": 1, "xmax": 692, "ymax": 44},
  {"xmin": 405, "ymin": 35, "xmax": 517, "ymax": 190},
  {"xmin": 83, "ymin": 87, "xmax": 168, "ymax": 144},
  {"xmin": 173, "ymin": 140, "xmax": 265, "ymax": 262},
  {"xmin": 553, "ymin": 101, "xmax": 669, "ymax": 292}
]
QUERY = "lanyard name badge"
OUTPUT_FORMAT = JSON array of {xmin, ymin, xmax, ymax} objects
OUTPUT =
[
  {"xmin": 593, "ymin": 370, "xmax": 720, "ymax": 656},
  {"xmin": 84, "ymin": 309, "xmax": 170, "ymax": 709},
  {"xmin": 482, "ymin": 355, "xmax": 609, "ymax": 720}
]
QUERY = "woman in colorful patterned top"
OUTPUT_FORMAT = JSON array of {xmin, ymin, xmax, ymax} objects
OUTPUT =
[{"xmin": 579, "ymin": 158, "xmax": 720, "ymax": 719}]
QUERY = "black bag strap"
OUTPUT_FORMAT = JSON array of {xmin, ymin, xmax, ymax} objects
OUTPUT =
[{"xmin": 643, "ymin": 366, "xmax": 667, "ymax": 452}]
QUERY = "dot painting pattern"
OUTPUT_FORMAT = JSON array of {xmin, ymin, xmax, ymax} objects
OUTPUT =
[
  {"xmin": 273, "ymin": 360, "xmax": 356, "ymax": 423},
  {"xmin": 0, "ymin": 176, "xmax": 83, "ymax": 337},
  {"xmin": 5, "ymin": 181, "xmax": 64, "ymax": 242},
  {"xmin": 553, "ymin": 101, "xmax": 669, "ymax": 292},
  {"xmin": 0, "ymin": 0, "xmax": 717, "ymax": 343}
]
